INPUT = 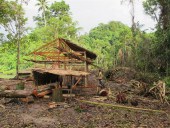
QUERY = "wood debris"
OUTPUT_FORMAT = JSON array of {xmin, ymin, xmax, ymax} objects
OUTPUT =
[
  {"xmin": 48, "ymin": 102, "xmax": 57, "ymax": 109},
  {"xmin": 37, "ymin": 90, "xmax": 52, "ymax": 98},
  {"xmin": 149, "ymin": 80, "xmax": 169, "ymax": 104},
  {"xmin": 63, "ymin": 94, "xmax": 75, "ymax": 98},
  {"xmin": 0, "ymin": 104, "xmax": 5, "ymax": 109},
  {"xmin": 92, "ymin": 96, "xmax": 108, "ymax": 102},
  {"xmin": 129, "ymin": 80, "xmax": 149, "ymax": 95},
  {"xmin": 116, "ymin": 91, "xmax": 127, "ymax": 104}
]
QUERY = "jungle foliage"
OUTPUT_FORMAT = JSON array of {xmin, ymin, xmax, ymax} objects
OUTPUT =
[{"xmin": 0, "ymin": 0, "xmax": 170, "ymax": 78}]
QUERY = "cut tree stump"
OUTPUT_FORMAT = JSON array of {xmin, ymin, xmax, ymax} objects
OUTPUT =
[
  {"xmin": 52, "ymin": 87, "xmax": 63, "ymax": 102},
  {"xmin": 99, "ymin": 89, "xmax": 108, "ymax": 96}
]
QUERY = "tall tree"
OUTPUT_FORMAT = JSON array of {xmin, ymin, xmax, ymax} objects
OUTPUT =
[
  {"xmin": 121, "ymin": 0, "xmax": 136, "ymax": 35},
  {"xmin": 36, "ymin": 0, "xmax": 48, "ymax": 26},
  {"xmin": 0, "ymin": 0, "xmax": 27, "ymax": 78},
  {"xmin": 121, "ymin": 0, "xmax": 138, "ymax": 68},
  {"xmin": 143, "ymin": 0, "xmax": 170, "ymax": 76},
  {"xmin": 34, "ymin": 1, "xmax": 79, "ymax": 40},
  {"xmin": 143, "ymin": 0, "xmax": 159, "ymax": 23},
  {"xmin": 79, "ymin": 21, "xmax": 133, "ymax": 68}
]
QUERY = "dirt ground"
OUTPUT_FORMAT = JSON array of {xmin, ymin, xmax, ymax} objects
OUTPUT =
[{"xmin": 0, "ymin": 73, "xmax": 170, "ymax": 128}]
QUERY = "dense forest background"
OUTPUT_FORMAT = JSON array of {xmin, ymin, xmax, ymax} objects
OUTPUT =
[{"xmin": 0, "ymin": 0, "xmax": 170, "ymax": 80}]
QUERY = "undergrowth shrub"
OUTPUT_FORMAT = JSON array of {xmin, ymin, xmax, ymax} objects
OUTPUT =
[{"xmin": 164, "ymin": 77, "xmax": 170, "ymax": 88}]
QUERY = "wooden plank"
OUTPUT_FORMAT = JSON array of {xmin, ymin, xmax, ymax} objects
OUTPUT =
[
  {"xmin": 72, "ymin": 77, "xmax": 82, "ymax": 89},
  {"xmin": 63, "ymin": 94, "xmax": 75, "ymax": 97},
  {"xmin": 25, "ymin": 59, "xmax": 83, "ymax": 64}
]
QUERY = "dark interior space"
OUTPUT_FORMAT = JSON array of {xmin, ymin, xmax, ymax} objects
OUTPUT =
[{"xmin": 33, "ymin": 71, "xmax": 59, "ymax": 85}]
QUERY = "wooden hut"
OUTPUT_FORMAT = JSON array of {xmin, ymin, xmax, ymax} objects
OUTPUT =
[{"xmin": 27, "ymin": 38, "xmax": 97, "ymax": 88}]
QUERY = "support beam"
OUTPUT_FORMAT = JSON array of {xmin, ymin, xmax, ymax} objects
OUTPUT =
[{"xmin": 84, "ymin": 52, "xmax": 88, "ymax": 87}]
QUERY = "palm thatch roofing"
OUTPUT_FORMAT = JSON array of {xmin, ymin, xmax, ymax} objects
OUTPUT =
[{"xmin": 61, "ymin": 38, "xmax": 97, "ymax": 60}]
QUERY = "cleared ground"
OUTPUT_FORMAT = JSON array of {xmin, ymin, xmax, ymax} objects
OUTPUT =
[{"xmin": 0, "ymin": 71, "xmax": 170, "ymax": 128}]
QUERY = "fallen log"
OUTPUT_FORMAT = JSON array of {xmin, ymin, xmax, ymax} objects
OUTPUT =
[
  {"xmin": 37, "ymin": 90, "xmax": 52, "ymax": 98},
  {"xmin": 0, "ymin": 90, "xmax": 32, "ymax": 98},
  {"xmin": 78, "ymin": 100, "xmax": 165, "ymax": 113}
]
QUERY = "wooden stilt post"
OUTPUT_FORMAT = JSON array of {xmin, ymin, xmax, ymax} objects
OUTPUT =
[
  {"xmin": 58, "ymin": 40, "xmax": 61, "ymax": 69},
  {"xmin": 84, "ymin": 52, "xmax": 88, "ymax": 87},
  {"xmin": 34, "ymin": 54, "xmax": 36, "ymax": 68}
]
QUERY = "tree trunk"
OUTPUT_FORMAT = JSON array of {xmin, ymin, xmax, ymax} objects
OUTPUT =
[
  {"xmin": 43, "ymin": 8, "xmax": 46, "ymax": 26},
  {"xmin": 0, "ymin": 90, "xmax": 32, "ymax": 98},
  {"xmin": 16, "ymin": 38, "xmax": 20, "ymax": 79},
  {"xmin": 16, "ymin": 8, "xmax": 21, "ymax": 79}
]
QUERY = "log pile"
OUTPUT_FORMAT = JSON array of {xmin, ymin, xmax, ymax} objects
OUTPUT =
[{"xmin": 0, "ymin": 80, "xmax": 57, "ymax": 104}]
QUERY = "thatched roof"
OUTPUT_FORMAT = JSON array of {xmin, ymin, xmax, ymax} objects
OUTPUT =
[{"xmin": 60, "ymin": 38, "xmax": 97, "ymax": 60}]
